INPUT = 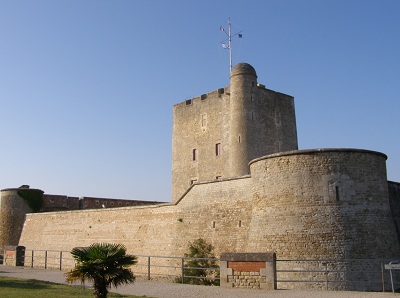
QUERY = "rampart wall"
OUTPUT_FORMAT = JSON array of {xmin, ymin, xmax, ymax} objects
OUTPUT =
[
  {"xmin": 19, "ymin": 177, "xmax": 252, "ymax": 255},
  {"xmin": 18, "ymin": 150, "xmax": 398, "ymax": 258},
  {"xmin": 42, "ymin": 194, "xmax": 163, "ymax": 212},
  {"xmin": 17, "ymin": 149, "xmax": 400, "ymax": 290}
]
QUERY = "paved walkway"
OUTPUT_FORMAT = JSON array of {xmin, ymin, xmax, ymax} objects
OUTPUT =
[{"xmin": 0, "ymin": 266, "xmax": 395, "ymax": 297}]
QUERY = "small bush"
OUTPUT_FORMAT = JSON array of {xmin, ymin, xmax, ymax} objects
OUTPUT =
[{"xmin": 176, "ymin": 238, "xmax": 219, "ymax": 286}]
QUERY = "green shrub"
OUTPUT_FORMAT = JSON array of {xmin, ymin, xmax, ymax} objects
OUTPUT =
[{"xmin": 176, "ymin": 238, "xmax": 220, "ymax": 286}]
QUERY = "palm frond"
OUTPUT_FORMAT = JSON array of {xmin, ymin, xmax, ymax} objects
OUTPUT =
[{"xmin": 66, "ymin": 242, "xmax": 137, "ymax": 297}]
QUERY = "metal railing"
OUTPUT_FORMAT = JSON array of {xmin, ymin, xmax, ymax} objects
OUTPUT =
[
  {"xmin": 132, "ymin": 255, "xmax": 220, "ymax": 284},
  {"xmin": 276, "ymin": 258, "xmax": 399, "ymax": 291},
  {"xmin": 21, "ymin": 249, "xmax": 220, "ymax": 284},
  {"xmin": 17, "ymin": 249, "xmax": 399, "ymax": 291},
  {"xmin": 23, "ymin": 249, "xmax": 75, "ymax": 270}
]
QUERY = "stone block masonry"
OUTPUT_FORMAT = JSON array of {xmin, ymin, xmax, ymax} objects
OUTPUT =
[{"xmin": 220, "ymin": 253, "xmax": 276, "ymax": 290}]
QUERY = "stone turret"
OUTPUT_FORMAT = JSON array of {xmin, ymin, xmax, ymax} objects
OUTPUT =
[
  {"xmin": 229, "ymin": 63, "xmax": 258, "ymax": 176},
  {"xmin": 0, "ymin": 186, "xmax": 43, "ymax": 248}
]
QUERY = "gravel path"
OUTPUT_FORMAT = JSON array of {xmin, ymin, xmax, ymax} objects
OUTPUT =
[{"xmin": 0, "ymin": 266, "xmax": 396, "ymax": 298}]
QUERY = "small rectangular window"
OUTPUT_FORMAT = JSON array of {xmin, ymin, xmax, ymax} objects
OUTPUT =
[
  {"xmin": 215, "ymin": 143, "xmax": 221, "ymax": 156},
  {"xmin": 335, "ymin": 186, "xmax": 340, "ymax": 200},
  {"xmin": 192, "ymin": 149, "xmax": 198, "ymax": 161},
  {"xmin": 185, "ymin": 99, "xmax": 192, "ymax": 105},
  {"xmin": 201, "ymin": 114, "xmax": 207, "ymax": 127}
]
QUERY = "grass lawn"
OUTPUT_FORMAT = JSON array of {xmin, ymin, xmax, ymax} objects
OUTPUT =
[{"xmin": 0, "ymin": 276, "xmax": 149, "ymax": 298}]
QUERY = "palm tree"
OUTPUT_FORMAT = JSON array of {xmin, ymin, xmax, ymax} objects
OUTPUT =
[{"xmin": 66, "ymin": 243, "xmax": 137, "ymax": 298}]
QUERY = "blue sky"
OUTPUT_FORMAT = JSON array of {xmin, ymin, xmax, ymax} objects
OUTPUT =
[{"xmin": 1, "ymin": 1, "xmax": 399, "ymax": 201}]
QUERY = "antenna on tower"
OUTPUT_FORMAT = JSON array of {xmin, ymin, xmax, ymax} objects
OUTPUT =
[{"xmin": 219, "ymin": 18, "xmax": 243, "ymax": 73}]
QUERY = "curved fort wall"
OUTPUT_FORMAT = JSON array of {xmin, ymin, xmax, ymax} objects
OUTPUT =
[
  {"xmin": 249, "ymin": 148, "xmax": 398, "ymax": 259},
  {"xmin": 248, "ymin": 148, "xmax": 399, "ymax": 290}
]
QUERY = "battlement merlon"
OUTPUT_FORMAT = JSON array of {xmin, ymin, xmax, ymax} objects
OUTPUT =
[{"xmin": 173, "ymin": 85, "xmax": 294, "ymax": 108}]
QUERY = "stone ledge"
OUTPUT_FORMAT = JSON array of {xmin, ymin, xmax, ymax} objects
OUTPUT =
[{"xmin": 221, "ymin": 252, "xmax": 275, "ymax": 262}]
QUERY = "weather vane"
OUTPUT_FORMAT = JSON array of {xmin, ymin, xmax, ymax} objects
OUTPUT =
[{"xmin": 219, "ymin": 18, "xmax": 243, "ymax": 72}]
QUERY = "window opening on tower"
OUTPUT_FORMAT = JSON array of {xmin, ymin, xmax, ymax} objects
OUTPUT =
[
  {"xmin": 192, "ymin": 149, "xmax": 198, "ymax": 161},
  {"xmin": 215, "ymin": 143, "xmax": 221, "ymax": 156},
  {"xmin": 201, "ymin": 114, "xmax": 207, "ymax": 127}
]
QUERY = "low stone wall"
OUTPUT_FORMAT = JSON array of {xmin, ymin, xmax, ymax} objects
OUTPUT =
[
  {"xmin": 220, "ymin": 253, "xmax": 276, "ymax": 290},
  {"xmin": 3, "ymin": 246, "xmax": 25, "ymax": 266}
]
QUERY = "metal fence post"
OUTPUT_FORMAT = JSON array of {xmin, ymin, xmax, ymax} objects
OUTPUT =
[
  {"xmin": 323, "ymin": 262, "xmax": 328, "ymax": 291},
  {"xmin": 31, "ymin": 250, "xmax": 34, "ymax": 268},
  {"xmin": 181, "ymin": 258, "xmax": 185, "ymax": 284},
  {"xmin": 44, "ymin": 250, "xmax": 48, "ymax": 269},
  {"xmin": 381, "ymin": 262, "xmax": 385, "ymax": 292},
  {"xmin": 390, "ymin": 269, "xmax": 394, "ymax": 293},
  {"xmin": 147, "ymin": 256, "xmax": 151, "ymax": 280},
  {"xmin": 59, "ymin": 251, "xmax": 63, "ymax": 271}
]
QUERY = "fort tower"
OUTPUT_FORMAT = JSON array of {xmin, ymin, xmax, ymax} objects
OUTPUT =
[{"xmin": 172, "ymin": 63, "xmax": 298, "ymax": 203}]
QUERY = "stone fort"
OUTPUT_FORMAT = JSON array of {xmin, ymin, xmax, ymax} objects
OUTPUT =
[{"xmin": 1, "ymin": 63, "xmax": 400, "ymax": 290}]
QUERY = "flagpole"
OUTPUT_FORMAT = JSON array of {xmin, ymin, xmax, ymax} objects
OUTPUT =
[
  {"xmin": 228, "ymin": 18, "xmax": 232, "ymax": 73},
  {"xmin": 219, "ymin": 18, "xmax": 242, "ymax": 74}
]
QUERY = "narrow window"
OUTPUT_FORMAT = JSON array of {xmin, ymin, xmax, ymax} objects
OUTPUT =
[
  {"xmin": 201, "ymin": 114, "xmax": 207, "ymax": 127},
  {"xmin": 251, "ymin": 94, "xmax": 253, "ymax": 101},
  {"xmin": 238, "ymin": 220, "xmax": 242, "ymax": 227},
  {"xmin": 251, "ymin": 111, "xmax": 254, "ymax": 121},
  {"xmin": 215, "ymin": 143, "xmax": 221, "ymax": 156},
  {"xmin": 192, "ymin": 149, "xmax": 198, "ymax": 161},
  {"xmin": 335, "ymin": 186, "xmax": 340, "ymax": 201},
  {"xmin": 212, "ymin": 221, "xmax": 216, "ymax": 228},
  {"xmin": 238, "ymin": 135, "xmax": 241, "ymax": 143}
]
